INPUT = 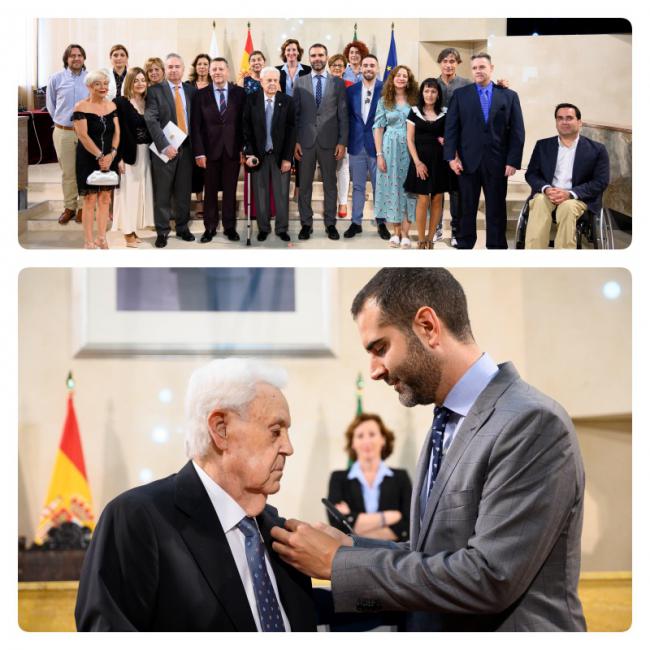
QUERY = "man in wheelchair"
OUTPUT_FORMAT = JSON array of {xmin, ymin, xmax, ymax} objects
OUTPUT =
[{"xmin": 523, "ymin": 103, "xmax": 609, "ymax": 249}]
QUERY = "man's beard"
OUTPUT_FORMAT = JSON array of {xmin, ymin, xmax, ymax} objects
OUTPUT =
[{"xmin": 388, "ymin": 332, "xmax": 441, "ymax": 407}]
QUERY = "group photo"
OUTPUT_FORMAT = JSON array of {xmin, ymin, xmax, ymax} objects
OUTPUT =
[
  {"xmin": 18, "ymin": 266, "xmax": 631, "ymax": 632},
  {"xmin": 17, "ymin": 17, "xmax": 632, "ymax": 250}
]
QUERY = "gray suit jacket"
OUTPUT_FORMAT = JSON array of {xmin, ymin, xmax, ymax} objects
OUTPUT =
[
  {"xmin": 293, "ymin": 73, "xmax": 348, "ymax": 150},
  {"xmin": 331, "ymin": 362, "xmax": 586, "ymax": 631},
  {"xmin": 144, "ymin": 81, "xmax": 196, "ymax": 154}
]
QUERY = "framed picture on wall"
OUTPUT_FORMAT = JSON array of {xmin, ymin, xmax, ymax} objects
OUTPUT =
[{"xmin": 71, "ymin": 268, "xmax": 338, "ymax": 357}]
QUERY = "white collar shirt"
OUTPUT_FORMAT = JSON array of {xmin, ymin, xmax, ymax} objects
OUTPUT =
[
  {"xmin": 552, "ymin": 135, "xmax": 580, "ymax": 190},
  {"xmin": 191, "ymin": 461, "xmax": 291, "ymax": 631}
]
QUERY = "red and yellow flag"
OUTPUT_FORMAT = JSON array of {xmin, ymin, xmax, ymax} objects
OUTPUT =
[
  {"xmin": 35, "ymin": 380, "xmax": 95, "ymax": 544},
  {"xmin": 239, "ymin": 24, "xmax": 254, "ymax": 76}
]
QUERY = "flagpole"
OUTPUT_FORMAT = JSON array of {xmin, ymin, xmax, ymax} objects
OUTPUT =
[{"xmin": 356, "ymin": 372, "xmax": 364, "ymax": 416}]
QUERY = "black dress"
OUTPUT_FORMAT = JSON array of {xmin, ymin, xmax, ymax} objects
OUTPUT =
[
  {"xmin": 73, "ymin": 110, "xmax": 120, "ymax": 194},
  {"xmin": 403, "ymin": 108, "xmax": 454, "ymax": 196}
]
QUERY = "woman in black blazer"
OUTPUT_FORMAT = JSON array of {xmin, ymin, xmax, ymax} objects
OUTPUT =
[
  {"xmin": 327, "ymin": 413, "xmax": 412, "ymax": 541},
  {"xmin": 113, "ymin": 67, "xmax": 154, "ymax": 246}
]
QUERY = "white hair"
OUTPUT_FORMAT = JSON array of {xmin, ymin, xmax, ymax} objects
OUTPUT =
[
  {"xmin": 184, "ymin": 358, "xmax": 288, "ymax": 459},
  {"xmin": 85, "ymin": 68, "xmax": 110, "ymax": 87},
  {"xmin": 166, "ymin": 52, "xmax": 184, "ymax": 64},
  {"xmin": 260, "ymin": 66, "xmax": 280, "ymax": 79}
]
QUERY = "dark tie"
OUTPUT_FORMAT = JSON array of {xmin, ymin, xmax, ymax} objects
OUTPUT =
[
  {"xmin": 265, "ymin": 99, "xmax": 274, "ymax": 151},
  {"xmin": 315, "ymin": 75, "xmax": 323, "ymax": 107},
  {"xmin": 218, "ymin": 88, "xmax": 226, "ymax": 113},
  {"xmin": 480, "ymin": 87, "xmax": 490, "ymax": 123},
  {"xmin": 237, "ymin": 517, "xmax": 286, "ymax": 632},
  {"xmin": 427, "ymin": 405, "xmax": 452, "ymax": 496}
]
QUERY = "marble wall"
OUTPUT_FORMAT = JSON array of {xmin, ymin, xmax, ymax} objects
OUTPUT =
[{"xmin": 582, "ymin": 123, "xmax": 632, "ymax": 217}]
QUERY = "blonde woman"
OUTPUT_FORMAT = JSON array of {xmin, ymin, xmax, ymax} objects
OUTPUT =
[
  {"xmin": 72, "ymin": 69, "xmax": 120, "ymax": 249},
  {"xmin": 144, "ymin": 57, "xmax": 165, "ymax": 86},
  {"xmin": 113, "ymin": 67, "xmax": 154, "ymax": 247}
]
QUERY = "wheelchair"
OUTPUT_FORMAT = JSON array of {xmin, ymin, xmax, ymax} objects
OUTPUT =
[{"xmin": 515, "ymin": 195, "xmax": 615, "ymax": 249}]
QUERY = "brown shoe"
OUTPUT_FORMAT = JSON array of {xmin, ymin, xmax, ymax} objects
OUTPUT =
[
  {"xmin": 75, "ymin": 208, "xmax": 83, "ymax": 223},
  {"xmin": 58, "ymin": 208, "xmax": 75, "ymax": 225}
]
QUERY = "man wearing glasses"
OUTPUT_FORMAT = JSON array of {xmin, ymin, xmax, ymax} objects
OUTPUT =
[{"xmin": 344, "ymin": 54, "xmax": 390, "ymax": 240}]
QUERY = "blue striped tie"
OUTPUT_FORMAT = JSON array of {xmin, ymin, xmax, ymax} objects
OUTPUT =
[
  {"xmin": 238, "ymin": 517, "xmax": 286, "ymax": 632},
  {"xmin": 480, "ymin": 87, "xmax": 490, "ymax": 123}
]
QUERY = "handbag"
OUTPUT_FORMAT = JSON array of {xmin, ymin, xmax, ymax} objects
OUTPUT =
[{"xmin": 86, "ymin": 170, "xmax": 119, "ymax": 186}]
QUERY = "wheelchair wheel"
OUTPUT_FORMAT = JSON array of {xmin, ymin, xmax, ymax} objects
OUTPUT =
[
  {"xmin": 515, "ymin": 202, "xmax": 529, "ymax": 249},
  {"xmin": 593, "ymin": 208, "xmax": 615, "ymax": 249}
]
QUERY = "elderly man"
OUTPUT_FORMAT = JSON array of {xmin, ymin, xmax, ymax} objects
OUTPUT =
[
  {"xmin": 75, "ymin": 358, "xmax": 316, "ymax": 631},
  {"xmin": 192, "ymin": 57, "xmax": 246, "ymax": 243},
  {"xmin": 46, "ymin": 44, "xmax": 88, "ymax": 225},
  {"xmin": 524, "ymin": 103, "xmax": 610, "ymax": 249},
  {"xmin": 272, "ymin": 268, "xmax": 586, "ymax": 632},
  {"xmin": 443, "ymin": 53, "xmax": 525, "ymax": 249},
  {"xmin": 293, "ymin": 43, "xmax": 348, "ymax": 241},
  {"xmin": 243, "ymin": 67, "xmax": 296, "ymax": 242},
  {"xmin": 145, "ymin": 53, "xmax": 197, "ymax": 248}
]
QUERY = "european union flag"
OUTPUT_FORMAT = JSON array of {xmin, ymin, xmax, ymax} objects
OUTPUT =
[{"xmin": 383, "ymin": 26, "xmax": 397, "ymax": 81}]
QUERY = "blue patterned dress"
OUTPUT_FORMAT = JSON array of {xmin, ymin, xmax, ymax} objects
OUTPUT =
[{"xmin": 373, "ymin": 99, "xmax": 416, "ymax": 223}]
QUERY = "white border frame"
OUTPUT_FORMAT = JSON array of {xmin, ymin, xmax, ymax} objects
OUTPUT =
[{"xmin": 71, "ymin": 268, "xmax": 338, "ymax": 357}]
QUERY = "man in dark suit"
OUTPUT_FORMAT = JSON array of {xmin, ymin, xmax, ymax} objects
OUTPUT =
[
  {"xmin": 293, "ymin": 43, "xmax": 349, "ymax": 241},
  {"xmin": 344, "ymin": 54, "xmax": 389, "ymax": 240},
  {"xmin": 443, "ymin": 53, "xmax": 525, "ymax": 249},
  {"xmin": 272, "ymin": 268, "xmax": 586, "ymax": 632},
  {"xmin": 524, "ymin": 102, "xmax": 610, "ymax": 249},
  {"xmin": 242, "ymin": 67, "xmax": 296, "ymax": 242},
  {"xmin": 75, "ymin": 358, "xmax": 316, "ymax": 631},
  {"xmin": 145, "ymin": 53, "xmax": 197, "ymax": 248},
  {"xmin": 191, "ymin": 57, "xmax": 246, "ymax": 243}
]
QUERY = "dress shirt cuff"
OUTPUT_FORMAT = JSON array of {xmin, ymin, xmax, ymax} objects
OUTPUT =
[
  {"xmin": 569, "ymin": 190, "xmax": 577, "ymax": 199},
  {"xmin": 541, "ymin": 185, "xmax": 551, "ymax": 194}
]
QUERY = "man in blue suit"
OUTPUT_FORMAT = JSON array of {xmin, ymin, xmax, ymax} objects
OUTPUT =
[
  {"xmin": 343, "ymin": 54, "xmax": 390, "ymax": 240},
  {"xmin": 524, "ymin": 103, "xmax": 609, "ymax": 249},
  {"xmin": 443, "ymin": 53, "xmax": 525, "ymax": 249}
]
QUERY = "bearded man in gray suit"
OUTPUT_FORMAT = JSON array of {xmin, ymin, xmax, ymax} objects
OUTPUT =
[
  {"xmin": 272, "ymin": 268, "xmax": 586, "ymax": 632},
  {"xmin": 292, "ymin": 43, "xmax": 348, "ymax": 241}
]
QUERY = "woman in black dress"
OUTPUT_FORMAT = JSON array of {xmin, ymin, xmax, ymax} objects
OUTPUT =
[
  {"xmin": 404, "ymin": 78, "xmax": 452, "ymax": 249},
  {"xmin": 72, "ymin": 69, "xmax": 120, "ymax": 249}
]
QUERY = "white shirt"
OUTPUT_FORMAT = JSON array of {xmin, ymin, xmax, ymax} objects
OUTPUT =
[
  {"xmin": 192, "ymin": 461, "xmax": 291, "ymax": 631},
  {"xmin": 361, "ymin": 82, "xmax": 375, "ymax": 123},
  {"xmin": 544, "ymin": 135, "xmax": 579, "ymax": 198}
]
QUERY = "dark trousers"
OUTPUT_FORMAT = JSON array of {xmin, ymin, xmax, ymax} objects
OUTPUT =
[
  {"xmin": 204, "ymin": 156, "xmax": 240, "ymax": 231},
  {"xmin": 251, "ymin": 155, "xmax": 290, "ymax": 234},
  {"xmin": 150, "ymin": 144, "xmax": 193, "ymax": 236},
  {"xmin": 456, "ymin": 160, "xmax": 508, "ymax": 249},
  {"xmin": 298, "ymin": 145, "xmax": 337, "ymax": 227}
]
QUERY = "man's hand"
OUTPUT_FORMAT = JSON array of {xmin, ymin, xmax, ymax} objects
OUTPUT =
[
  {"xmin": 544, "ymin": 187, "xmax": 571, "ymax": 205},
  {"xmin": 504, "ymin": 165, "xmax": 517, "ymax": 177},
  {"xmin": 449, "ymin": 158, "xmax": 463, "ymax": 175},
  {"xmin": 334, "ymin": 144, "xmax": 346, "ymax": 160},
  {"xmin": 280, "ymin": 160, "xmax": 292, "ymax": 173},
  {"xmin": 271, "ymin": 518, "xmax": 352, "ymax": 579},
  {"xmin": 164, "ymin": 145, "xmax": 178, "ymax": 160},
  {"xmin": 294, "ymin": 143, "xmax": 303, "ymax": 161}
]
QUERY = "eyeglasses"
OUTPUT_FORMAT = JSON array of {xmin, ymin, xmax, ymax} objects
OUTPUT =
[
  {"xmin": 364, "ymin": 89, "xmax": 372, "ymax": 104},
  {"xmin": 330, "ymin": 63, "xmax": 345, "ymax": 69}
]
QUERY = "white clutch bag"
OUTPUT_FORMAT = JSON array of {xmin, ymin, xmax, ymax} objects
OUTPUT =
[{"xmin": 86, "ymin": 170, "xmax": 119, "ymax": 186}]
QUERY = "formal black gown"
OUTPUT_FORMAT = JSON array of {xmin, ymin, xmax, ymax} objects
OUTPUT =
[
  {"xmin": 73, "ymin": 110, "xmax": 120, "ymax": 194},
  {"xmin": 403, "ymin": 108, "xmax": 454, "ymax": 196}
]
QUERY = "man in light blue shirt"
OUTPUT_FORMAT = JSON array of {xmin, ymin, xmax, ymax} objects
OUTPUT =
[{"xmin": 46, "ymin": 43, "xmax": 88, "ymax": 224}]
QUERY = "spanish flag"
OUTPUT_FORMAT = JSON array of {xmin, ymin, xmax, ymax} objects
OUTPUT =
[
  {"xmin": 239, "ymin": 23, "xmax": 254, "ymax": 76},
  {"xmin": 35, "ymin": 374, "xmax": 95, "ymax": 544}
]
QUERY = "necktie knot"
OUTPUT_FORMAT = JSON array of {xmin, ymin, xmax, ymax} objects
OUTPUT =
[{"xmin": 237, "ymin": 516, "xmax": 258, "ymax": 538}]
